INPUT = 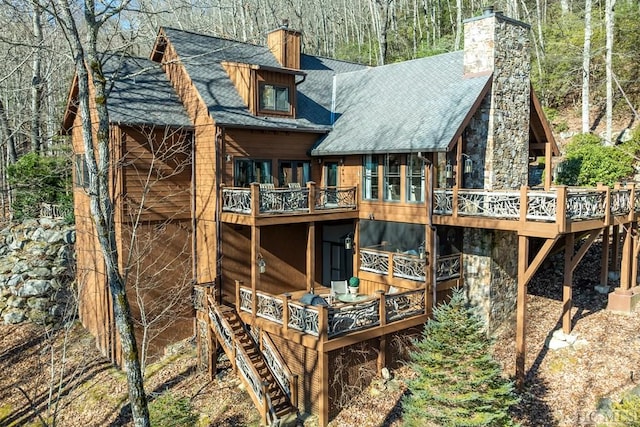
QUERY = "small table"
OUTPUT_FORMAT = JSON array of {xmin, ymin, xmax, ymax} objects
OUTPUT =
[{"xmin": 336, "ymin": 293, "xmax": 369, "ymax": 303}]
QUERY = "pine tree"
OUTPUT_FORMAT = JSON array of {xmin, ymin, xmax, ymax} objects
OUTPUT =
[{"xmin": 402, "ymin": 288, "xmax": 519, "ymax": 427}]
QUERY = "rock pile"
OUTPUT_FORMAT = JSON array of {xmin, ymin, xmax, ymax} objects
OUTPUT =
[{"xmin": 0, "ymin": 218, "xmax": 75, "ymax": 325}]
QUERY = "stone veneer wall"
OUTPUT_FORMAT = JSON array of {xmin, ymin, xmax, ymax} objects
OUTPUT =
[
  {"xmin": 0, "ymin": 218, "xmax": 75, "ymax": 325},
  {"xmin": 463, "ymin": 228, "xmax": 518, "ymax": 332},
  {"xmin": 460, "ymin": 11, "xmax": 531, "ymax": 332},
  {"xmin": 464, "ymin": 12, "xmax": 531, "ymax": 190}
]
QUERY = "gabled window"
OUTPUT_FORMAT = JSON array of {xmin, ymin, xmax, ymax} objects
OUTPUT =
[
  {"xmin": 406, "ymin": 153, "xmax": 425, "ymax": 203},
  {"xmin": 74, "ymin": 154, "xmax": 89, "ymax": 190},
  {"xmin": 384, "ymin": 154, "xmax": 402, "ymax": 201},
  {"xmin": 363, "ymin": 155, "xmax": 379, "ymax": 200},
  {"xmin": 259, "ymin": 83, "xmax": 290, "ymax": 113}
]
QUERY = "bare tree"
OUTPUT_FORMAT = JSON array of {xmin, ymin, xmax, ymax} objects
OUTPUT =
[
  {"xmin": 582, "ymin": 0, "xmax": 592, "ymax": 133},
  {"xmin": 604, "ymin": 0, "xmax": 616, "ymax": 145},
  {"xmin": 49, "ymin": 0, "xmax": 150, "ymax": 425}
]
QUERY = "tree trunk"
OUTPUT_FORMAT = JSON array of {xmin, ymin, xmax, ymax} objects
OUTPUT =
[
  {"xmin": 31, "ymin": 4, "xmax": 43, "ymax": 154},
  {"xmin": 605, "ymin": 0, "xmax": 616, "ymax": 145},
  {"xmin": 54, "ymin": 1, "xmax": 150, "ymax": 426},
  {"xmin": 582, "ymin": 0, "xmax": 592, "ymax": 133},
  {"xmin": 0, "ymin": 100, "xmax": 17, "ymax": 164}
]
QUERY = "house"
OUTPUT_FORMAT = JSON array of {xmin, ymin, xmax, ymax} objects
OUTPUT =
[{"xmin": 64, "ymin": 7, "xmax": 640, "ymax": 427}]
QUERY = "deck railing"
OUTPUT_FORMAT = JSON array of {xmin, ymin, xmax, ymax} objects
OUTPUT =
[
  {"xmin": 433, "ymin": 184, "xmax": 640, "ymax": 229},
  {"xmin": 359, "ymin": 249, "xmax": 461, "ymax": 283},
  {"xmin": 236, "ymin": 282, "xmax": 426, "ymax": 340},
  {"xmin": 221, "ymin": 182, "xmax": 357, "ymax": 216}
]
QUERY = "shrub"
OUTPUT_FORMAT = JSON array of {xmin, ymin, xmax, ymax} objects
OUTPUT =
[
  {"xmin": 148, "ymin": 391, "xmax": 198, "ymax": 427},
  {"xmin": 556, "ymin": 133, "xmax": 639, "ymax": 187},
  {"xmin": 402, "ymin": 288, "xmax": 519, "ymax": 427},
  {"xmin": 7, "ymin": 152, "xmax": 73, "ymax": 222}
]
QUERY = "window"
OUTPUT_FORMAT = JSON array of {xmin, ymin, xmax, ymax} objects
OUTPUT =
[
  {"xmin": 278, "ymin": 161, "xmax": 310, "ymax": 186},
  {"xmin": 259, "ymin": 83, "xmax": 290, "ymax": 113},
  {"xmin": 74, "ymin": 154, "xmax": 89, "ymax": 190},
  {"xmin": 384, "ymin": 154, "xmax": 402, "ymax": 201},
  {"xmin": 234, "ymin": 159, "xmax": 272, "ymax": 187},
  {"xmin": 406, "ymin": 153, "xmax": 425, "ymax": 202},
  {"xmin": 363, "ymin": 155, "xmax": 379, "ymax": 200}
]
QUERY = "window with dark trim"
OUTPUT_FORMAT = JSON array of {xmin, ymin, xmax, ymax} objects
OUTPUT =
[
  {"xmin": 406, "ymin": 153, "xmax": 425, "ymax": 203},
  {"xmin": 363, "ymin": 154, "xmax": 379, "ymax": 200},
  {"xmin": 278, "ymin": 160, "xmax": 310, "ymax": 186},
  {"xmin": 234, "ymin": 159, "xmax": 272, "ymax": 187},
  {"xmin": 259, "ymin": 83, "xmax": 290, "ymax": 113},
  {"xmin": 74, "ymin": 154, "xmax": 89, "ymax": 190}
]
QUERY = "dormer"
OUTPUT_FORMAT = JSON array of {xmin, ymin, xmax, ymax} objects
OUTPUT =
[{"xmin": 222, "ymin": 23, "xmax": 305, "ymax": 119}]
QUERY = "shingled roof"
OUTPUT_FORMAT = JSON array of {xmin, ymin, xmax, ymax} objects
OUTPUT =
[
  {"xmin": 161, "ymin": 27, "xmax": 368, "ymax": 132},
  {"xmin": 104, "ymin": 55, "xmax": 192, "ymax": 128},
  {"xmin": 311, "ymin": 51, "xmax": 491, "ymax": 156}
]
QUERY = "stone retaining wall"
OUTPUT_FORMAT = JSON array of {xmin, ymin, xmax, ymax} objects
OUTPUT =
[{"xmin": 0, "ymin": 218, "xmax": 76, "ymax": 326}]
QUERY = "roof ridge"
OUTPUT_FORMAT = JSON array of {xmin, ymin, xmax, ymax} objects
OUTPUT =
[{"xmin": 161, "ymin": 26, "xmax": 268, "ymax": 50}]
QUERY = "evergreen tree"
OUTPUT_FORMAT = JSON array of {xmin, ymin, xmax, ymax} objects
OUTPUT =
[{"xmin": 402, "ymin": 288, "xmax": 519, "ymax": 427}]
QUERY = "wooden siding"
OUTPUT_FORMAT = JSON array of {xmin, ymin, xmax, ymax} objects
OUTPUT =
[
  {"xmin": 160, "ymin": 34, "xmax": 217, "ymax": 284},
  {"xmin": 222, "ymin": 128, "xmax": 320, "ymax": 186},
  {"xmin": 118, "ymin": 221, "xmax": 194, "ymax": 360},
  {"xmin": 220, "ymin": 223, "xmax": 321, "ymax": 300},
  {"xmin": 222, "ymin": 62, "xmax": 255, "ymax": 113},
  {"xmin": 120, "ymin": 126, "xmax": 192, "ymax": 222},
  {"xmin": 269, "ymin": 334, "xmax": 320, "ymax": 416},
  {"xmin": 266, "ymin": 28, "xmax": 301, "ymax": 69}
]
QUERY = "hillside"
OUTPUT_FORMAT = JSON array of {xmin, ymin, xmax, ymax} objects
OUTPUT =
[{"xmin": 1, "ymin": 241, "xmax": 639, "ymax": 426}]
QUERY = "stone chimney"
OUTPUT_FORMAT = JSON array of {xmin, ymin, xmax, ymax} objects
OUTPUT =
[
  {"xmin": 463, "ymin": 7, "xmax": 531, "ymax": 190},
  {"xmin": 267, "ymin": 20, "xmax": 302, "ymax": 69}
]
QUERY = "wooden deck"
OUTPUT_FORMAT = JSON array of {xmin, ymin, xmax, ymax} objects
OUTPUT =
[
  {"xmin": 220, "ymin": 182, "xmax": 358, "ymax": 226},
  {"xmin": 432, "ymin": 184, "xmax": 639, "ymax": 237}
]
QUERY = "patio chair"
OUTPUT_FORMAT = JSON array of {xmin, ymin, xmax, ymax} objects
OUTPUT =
[
  {"xmin": 330, "ymin": 280, "xmax": 348, "ymax": 296},
  {"xmin": 287, "ymin": 182, "xmax": 306, "ymax": 209}
]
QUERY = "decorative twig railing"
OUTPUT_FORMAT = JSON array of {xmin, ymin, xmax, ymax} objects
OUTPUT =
[
  {"xmin": 433, "ymin": 184, "xmax": 640, "ymax": 228},
  {"xmin": 315, "ymin": 187, "xmax": 357, "ymax": 209},
  {"xmin": 385, "ymin": 289, "xmax": 425, "ymax": 323},
  {"xmin": 40, "ymin": 203, "xmax": 69, "ymax": 219},
  {"xmin": 221, "ymin": 182, "xmax": 357, "ymax": 216},
  {"xmin": 235, "ymin": 283, "xmax": 426, "ymax": 340},
  {"xmin": 258, "ymin": 331, "xmax": 297, "ymax": 405},
  {"xmin": 436, "ymin": 253, "xmax": 462, "ymax": 281},
  {"xmin": 360, "ymin": 248, "xmax": 460, "ymax": 283}
]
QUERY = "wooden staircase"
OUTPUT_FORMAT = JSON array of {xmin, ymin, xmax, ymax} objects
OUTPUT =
[{"xmin": 210, "ymin": 304, "xmax": 298, "ymax": 426}]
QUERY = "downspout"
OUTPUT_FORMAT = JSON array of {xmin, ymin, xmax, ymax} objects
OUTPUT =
[{"xmin": 216, "ymin": 127, "xmax": 225, "ymax": 304}]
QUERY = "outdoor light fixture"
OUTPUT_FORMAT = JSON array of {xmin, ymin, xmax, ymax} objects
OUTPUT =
[
  {"xmin": 344, "ymin": 234, "xmax": 354, "ymax": 250},
  {"xmin": 225, "ymin": 154, "xmax": 233, "ymax": 162},
  {"xmin": 257, "ymin": 254, "xmax": 267, "ymax": 274},
  {"xmin": 445, "ymin": 161, "xmax": 453, "ymax": 179},
  {"xmin": 462, "ymin": 154, "xmax": 473, "ymax": 174},
  {"xmin": 418, "ymin": 243, "xmax": 425, "ymax": 259}
]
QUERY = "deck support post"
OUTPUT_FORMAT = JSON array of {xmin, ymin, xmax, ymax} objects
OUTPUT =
[
  {"xmin": 600, "ymin": 226, "xmax": 610, "ymax": 288},
  {"xmin": 515, "ymin": 235, "xmax": 529, "ymax": 389},
  {"xmin": 319, "ymin": 350, "xmax": 329, "ymax": 427},
  {"xmin": 611, "ymin": 225, "xmax": 620, "ymax": 275},
  {"xmin": 307, "ymin": 222, "xmax": 315, "ymax": 293},
  {"xmin": 251, "ymin": 226, "xmax": 261, "ymax": 321},
  {"xmin": 563, "ymin": 233, "xmax": 575, "ymax": 334},
  {"xmin": 516, "ymin": 236, "xmax": 560, "ymax": 388},
  {"xmin": 619, "ymin": 222, "xmax": 633, "ymax": 291}
]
